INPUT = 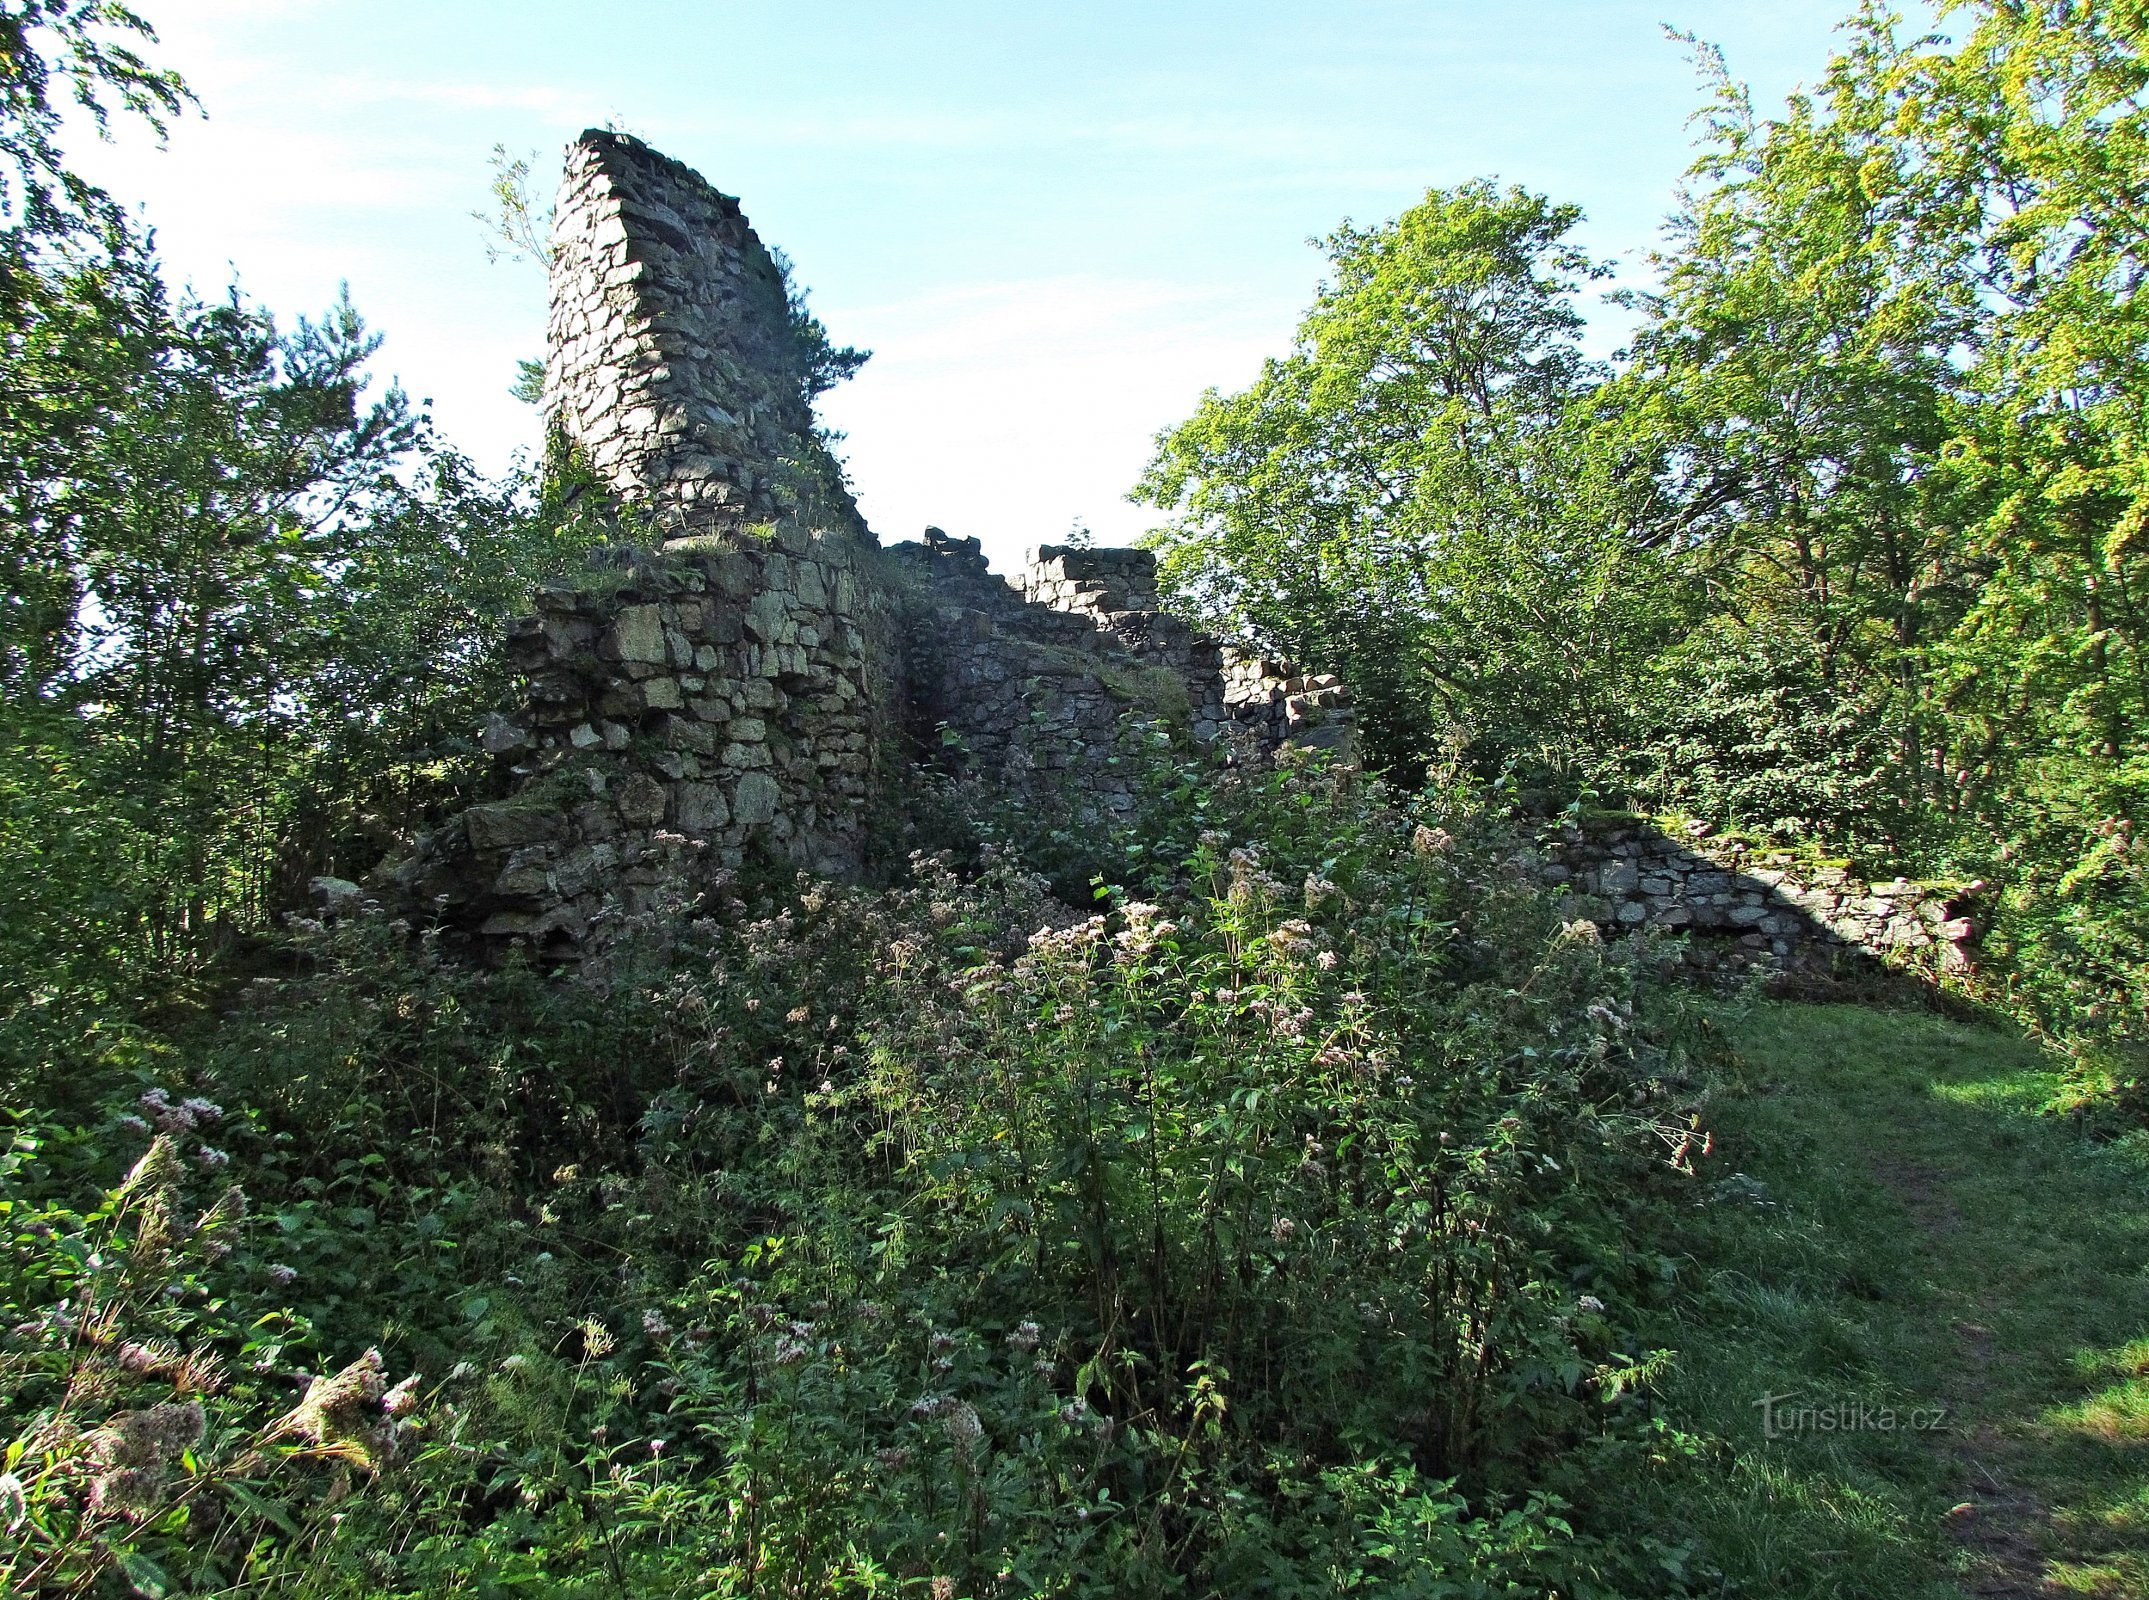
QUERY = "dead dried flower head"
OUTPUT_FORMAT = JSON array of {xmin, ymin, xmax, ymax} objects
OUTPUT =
[
  {"xmin": 942, "ymin": 1400, "xmax": 983, "ymax": 1457},
  {"xmin": 268, "ymin": 1349, "xmax": 402, "ymax": 1471},
  {"xmin": 118, "ymin": 1136, "xmax": 184, "ymax": 1202}
]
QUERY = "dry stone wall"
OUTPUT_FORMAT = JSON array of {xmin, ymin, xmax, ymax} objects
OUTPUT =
[
  {"xmin": 1019, "ymin": 545, "xmax": 1353, "ymax": 753},
  {"xmin": 380, "ymin": 133, "xmax": 1357, "ymax": 954},
  {"xmin": 545, "ymin": 132, "xmax": 862, "ymax": 537},
  {"xmin": 1518, "ymin": 815, "xmax": 1981, "ymax": 985}
]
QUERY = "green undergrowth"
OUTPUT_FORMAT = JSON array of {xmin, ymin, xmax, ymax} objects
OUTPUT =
[
  {"xmin": 10, "ymin": 745, "xmax": 2143, "ymax": 1596},
  {"xmin": 3, "ymin": 753, "xmax": 1723, "ymax": 1597},
  {"xmin": 1628, "ymin": 1001, "xmax": 2149, "ymax": 1597}
]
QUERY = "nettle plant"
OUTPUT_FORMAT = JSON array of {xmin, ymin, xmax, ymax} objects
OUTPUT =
[{"xmin": 0, "ymin": 1117, "xmax": 422, "ymax": 1596}]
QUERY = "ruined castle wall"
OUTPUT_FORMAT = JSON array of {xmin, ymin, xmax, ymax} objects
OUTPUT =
[
  {"xmin": 890, "ymin": 533, "xmax": 1194, "ymax": 815},
  {"xmin": 1019, "ymin": 545, "xmax": 1354, "ymax": 753},
  {"xmin": 393, "ymin": 131, "xmax": 904, "ymax": 947},
  {"xmin": 395, "ymin": 525, "xmax": 896, "ymax": 948},
  {"xmin": 893, "ymin": 535, "xmax": 1358, "ymax": 813},
  {"xmin": 1519, "ymin": 815, "xmax": 1980, "ymax": 984},
  {"xmin": 544, "ymin": 132, "xmax": 861, "ymax": 536},
  {"xmin": 386, "ymin": 133, "xmax": 1958, "ymax": 984},
  {"xmin": 384, "ymin": 134, "xmax": 1353, "ymax": 954}
]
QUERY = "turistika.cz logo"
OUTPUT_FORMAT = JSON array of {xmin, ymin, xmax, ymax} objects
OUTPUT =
[{"xmin": 1754, "ymin": 1392, "xmax": 1948, "ymax": 1439}]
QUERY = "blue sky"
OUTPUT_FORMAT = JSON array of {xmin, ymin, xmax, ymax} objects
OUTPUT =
[{"xmin": 77, "ymin": 0, "xmax": 1883, "ymax": 569}]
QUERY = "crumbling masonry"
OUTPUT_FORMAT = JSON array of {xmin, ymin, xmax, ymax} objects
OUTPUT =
[
  {"xmin": 385, "ymin": 132, "xmax": 1351, "ymax": 951},
  {"xmin": 380, "ymin": 131, "xmax": 1975, "ymax": 987}
]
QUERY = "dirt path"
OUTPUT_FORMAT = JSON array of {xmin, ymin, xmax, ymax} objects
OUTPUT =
[
  {"xmin": 1865, "ymin": 1152, "xmax": 2058, "ymax": 1595},
  {"xmin": 1674, "ymin": 1002, "xmax": 2149, "ymax": 1598}
]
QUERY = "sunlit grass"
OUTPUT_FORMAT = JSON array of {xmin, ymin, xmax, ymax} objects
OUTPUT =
[
  {"xmin": 1631, "ymin": 1000, "xmax": 2149, "ymax": 1597},
  {"xmin": 2052, "ymin": 1342, "xmax": 2149, "ymax": 1444}
]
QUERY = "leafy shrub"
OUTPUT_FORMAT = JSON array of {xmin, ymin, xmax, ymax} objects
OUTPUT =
[{"xmin": 1, "ymin": 1119, "xmax": 424, "ymax": 1596}]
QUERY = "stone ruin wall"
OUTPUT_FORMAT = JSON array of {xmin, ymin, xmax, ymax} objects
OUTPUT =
[
  {"xmin": 904, "ymin": 533, "xmax": 1351, "ymax": 812},
  {"xmin": 1016, "ymin": 545, "xmax": 1352, "ymax": 754},
  {"xmin": 399, "ymin": 132, "xmax": 906, "ymax": 944},
  {"xmin": 1521, "ymin": 816, "xmax": 1981, "ymax": 987},
  {"xmin": 544, "ymin": 131, "xmax": 861, "ymax": 535},
  {"xmin": 385, "ymin": 130, "xmax": 1969, "ymax": 991},
  {"xmin": 384, "ymin": 132, "xmax": 1355, "ymax": 951}
]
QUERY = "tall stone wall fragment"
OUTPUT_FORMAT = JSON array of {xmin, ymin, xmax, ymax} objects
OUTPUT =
[
  {"xmin": 381, "ymin": 134, "xmax": 1355, "ymax": 957},
  {"xmin": 544, "ymin": 131, "xmax": 864, "ymax": 539}
]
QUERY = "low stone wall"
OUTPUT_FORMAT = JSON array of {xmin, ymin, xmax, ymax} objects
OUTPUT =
[
  {"xmin": 388, "ymin": 527, "xmax": 899, "ymax": 945},
  {"xmin": 1522, "ymin": 815, "xmax": 1981, "ymax": 984}
]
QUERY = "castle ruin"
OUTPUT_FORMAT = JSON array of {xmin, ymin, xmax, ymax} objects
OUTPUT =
[
  {"xmin": 368, "ymin": 131, "xmax": 1981, "ymax": 989},
  {"xmin": 386, "ymin": 131, "xmax": 1352, "ymax": 952}
]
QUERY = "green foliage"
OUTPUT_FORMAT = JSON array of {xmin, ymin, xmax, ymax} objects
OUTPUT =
[
  {"xmin": 0, "ymin": 755, "xmax": 1712, "ymax": 1595},
  {"xmin": 474, "ymin": 142, "xmax": 551, "ymax": 269},
  {"xmin": 0, "ymin": 0, "xmax": 192, "ymax": 240},
  {"xmin": 1139, "ymin": 1, "xmax": 2149, "ymax": 1087},
  {"xmin": 1137, "ymin": 183, "xmax": 1679, "ymax": 779},
  {"xmin": 769, "ymin": 245, "xmax": 871, "ymax": 402},
  {"xmin": 1607, "ymin": 13, "xmax": 1985, "ymax": 847},
  {"xmin": 0, "ymin": 244, "xmax": 605, "ymax": 1099}
]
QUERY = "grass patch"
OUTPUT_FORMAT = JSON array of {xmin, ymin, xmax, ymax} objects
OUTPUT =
[{"xmin": 1633, "ymin": 1001, "xmax": 2149, "ymax": 1597}]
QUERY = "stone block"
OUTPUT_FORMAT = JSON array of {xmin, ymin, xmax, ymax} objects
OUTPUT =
[
  {"xmin": 494, "ymin": 861, "xmax": 552, "ymax": 897},
  {"xmin": 673, "ymin": 781, "xmax": 730, "ymax": 832},
  {"xmin": 614, "ymin": 774, "xmax": 668, "ymax": 828},
  {"xmin": 479, "ymin": 715, "xmax": 531, "ymax": 754},
  {"xmin": 733, "ymin": 770, "xmax": 781, "ymax": 825},
  {"xmin": 605, "ymin": 604, "xmax": 667, "ymax": 664},
  {"xmin": 466, "ymin": 803, "xmax": 565, "ymax": 852},
  {"xmin": 662, "ymin": 714, "xmax": 718, "ymax": 755}
]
